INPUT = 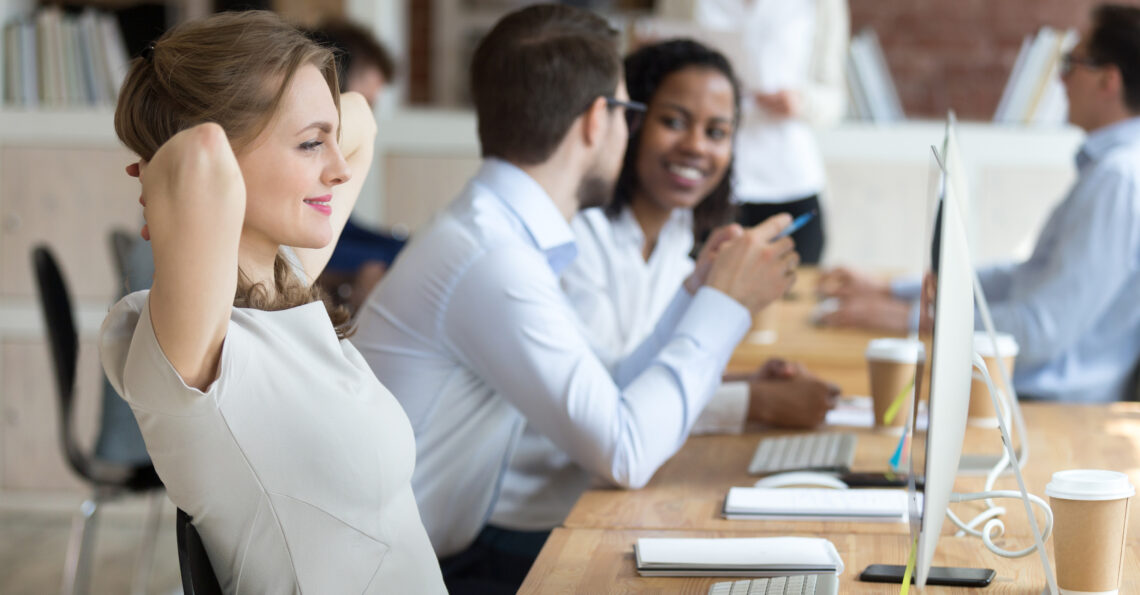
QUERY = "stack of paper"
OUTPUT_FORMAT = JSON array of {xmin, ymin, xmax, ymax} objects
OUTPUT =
[
  {"xmin": 846, "ymin": 28, "xmax": 905, "ymax": 122},
  {"xmin": 634, "ymin": 536, "xmax": 844, "ymax": 577},
  {"xmin": 993, "ymin": 27, "xmax": 1078, "ymax": 125},
  {"xmin": 824, "ymin": 395, "xmax": 929, "ymax": 429},
  {"xmin": 723, "ymin": 487, "xmax": 908, "ymax": 522}
]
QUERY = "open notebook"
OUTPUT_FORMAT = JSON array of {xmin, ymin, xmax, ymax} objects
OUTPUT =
[
  {"xmin": 634, "ymin": 537, "xmax": 844, "ymax": 577},
  {"xmin": 723, "ymin": 487, "xmax": 908, "ymax": 522}
]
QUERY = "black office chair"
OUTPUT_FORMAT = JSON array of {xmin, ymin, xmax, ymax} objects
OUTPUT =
[
  {"xmin": 31, "ymin": 245, "xmax": 164, "ymax": 595},
  {"xmin": 176, "ymin": 509, "xmax": 224, "ymax": 595}
]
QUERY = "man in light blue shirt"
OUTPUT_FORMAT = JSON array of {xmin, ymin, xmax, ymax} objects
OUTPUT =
[
  {"xmin": 819, "ymin": 3, "xmax": 1140, "ymax": 403},
  {"xmin": 351, "ymin": 5, "xmax": 800, "ymax": 594}
]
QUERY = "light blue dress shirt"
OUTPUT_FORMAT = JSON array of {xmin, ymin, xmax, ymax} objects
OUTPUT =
[
  {"xmin": 351, "ymin": 159, "xmax": 751, "ymax": 556},
  {"xmin": 895, "ymin": 117, "xmax": 1140, "ymax": 403}
]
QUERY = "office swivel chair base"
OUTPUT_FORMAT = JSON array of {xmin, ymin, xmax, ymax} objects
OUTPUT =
[{"xmin": 60, "ymin": 489, "xmax": 164, "ymax": 595}]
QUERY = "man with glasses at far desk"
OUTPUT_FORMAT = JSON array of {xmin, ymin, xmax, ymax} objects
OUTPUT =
[
  {"xmin": 819, "ymin": 3, "xmax": 1140, "ymax": 405},
  {"xmin": 350, "ymin": 4, "xmax": 801, "ymax": 594}
]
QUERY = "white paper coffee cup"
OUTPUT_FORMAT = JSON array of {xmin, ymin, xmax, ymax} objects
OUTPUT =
[
  {"xmin": 969, "ymin": 332, "xmax": 1019, "ymax": 427},
  {"xmin": 865, "ymin": 339, "xmax": 923, "ymax": 429},
  {"xmin": 1046, "ymin": 470, "xmax": 1134, "ymax": 595}
]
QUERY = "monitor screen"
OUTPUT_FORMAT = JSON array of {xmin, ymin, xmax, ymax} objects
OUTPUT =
[
  {"xmin": 907, "ymin": 144, "xmax": 976, "ymax": 586},
  {"xmin": 906, "ymin": 147, "xmax": 944, "ymax": 547}
]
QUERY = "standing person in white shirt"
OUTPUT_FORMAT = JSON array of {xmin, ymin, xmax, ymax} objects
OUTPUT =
[
  {"xmin": 564, "ymin": 39, "xmax": 839, "ymax": 438},
  {"xmin": 99, "ymin": 12, "xmax": 445, "ymax": 593},
  {"xmin": 351, "ymin": 5, "xmax": 800, "ymax": 593},
  {"xmin": 694, "ymin": 0, "xmax": 849, "ymax": 264}
]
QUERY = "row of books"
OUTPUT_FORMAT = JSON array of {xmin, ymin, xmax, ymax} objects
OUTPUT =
[
  {"xmin": 994, "ymin": 27, "xmax": 1078, "ymax": 125},
  {"xmin": 2, "ymin": 7, "xmax": 131, "ymax": 108},
  {"xmin": 846, "ymin": 28, "xmax": 905, "ymax": 123}
]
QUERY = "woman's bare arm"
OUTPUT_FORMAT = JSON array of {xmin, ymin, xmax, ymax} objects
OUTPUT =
[{"xmin": 141, "ymin": 123, "xmax": 246, "ymax": 391}]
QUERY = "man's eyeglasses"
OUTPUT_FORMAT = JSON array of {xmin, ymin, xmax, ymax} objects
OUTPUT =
[
  {"xmin": 1060, "ymin": 52, "xmax": 1103, "ymax": 76},
  {"xmin": 604, "ymin": 96, "xmax": 647, "ymax": 130}
]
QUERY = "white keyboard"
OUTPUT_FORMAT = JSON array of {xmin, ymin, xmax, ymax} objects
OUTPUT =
[
  {"xmin": 748, "ymin": 433, "xmax": 857, "ymax": 475},
  {"xmin": 708, "ymin": 574, "xmax": 838, "ymax": 595}
]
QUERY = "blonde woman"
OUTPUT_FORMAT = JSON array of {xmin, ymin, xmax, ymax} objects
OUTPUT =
[{"xmin": 99, "ymin": 11, "xmax": 445, "ymax": 593}]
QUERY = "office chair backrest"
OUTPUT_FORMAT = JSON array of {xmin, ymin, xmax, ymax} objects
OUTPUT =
[
  {"xmin": 176, "ymin": 509, "xmax": 224, "ymax": 595},
  {"xmin": 109, "ymin": 229, "xmax": 136, "ymax": 294},
  {"xmin": 31, "ymin": 246, "xmax": 86, "ymax": 472},
  {"xmin": 32, "ymin": 246, "xmax": 77, "ymax": 412}
]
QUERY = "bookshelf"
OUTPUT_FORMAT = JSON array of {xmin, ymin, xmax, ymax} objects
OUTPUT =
[{"xmin": 0, "ymin": 0, "xmax": 28, "ymax": 23}]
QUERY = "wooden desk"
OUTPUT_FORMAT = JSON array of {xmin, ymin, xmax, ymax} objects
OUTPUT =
[
  {"xmin": 527, "ymin": 271, "xmax": 1140, "ymax": 590},
  {"xmin": 726, "ymin": 299, "xmax": 896, "ymax": 397},
  {"xmin": 564, "ymin": 403, "xmax": 1140, "ymax": 542},
  {"xmin": 727, "ymin": 269, "xmax": 903, "ymax": 396},
  {"xmin": 520, "ymin": 528, "xmax": 1140, "ymax": 594}
]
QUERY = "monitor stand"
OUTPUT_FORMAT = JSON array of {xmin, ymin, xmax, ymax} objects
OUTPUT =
[
  {"xmin": 955, "ymin": 353, "xmax": 1058, "ymax": 595},
  {"xmin": 957, "ymin": 268, "xmax": 1030, "ymax": 477}
]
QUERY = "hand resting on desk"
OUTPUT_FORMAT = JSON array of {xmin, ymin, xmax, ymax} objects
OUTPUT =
[
  {"xmin": 731, "ymin": 358, "xmax": 840, "ymax": 429},
  {"xmin": 816, "ymin": 294, "xmax": 911, "ymax": 334},
  {"xmin": 815, "ymin": 266, "xmax": 911, "ymax": 333}
]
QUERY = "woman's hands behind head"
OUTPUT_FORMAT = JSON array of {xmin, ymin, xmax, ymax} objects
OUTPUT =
[
  {"xmin": 128, "ymin": 123, "xmax": 246, "ymax": 392},
  {"xmin": 131, "ymin": 123, "xmax": 246, "ymax": 244},
  {"xmin": 335, "ymin": 92, "xmax": 378, "ymax": 159}
]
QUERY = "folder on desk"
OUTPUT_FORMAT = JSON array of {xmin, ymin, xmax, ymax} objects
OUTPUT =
[
  {"xmin": 723, "ymin": 487, "xmax": 908, "ymax": 522},
  {"xmin": 634, "ymin": 536, "xmax": 843, "ymax": 577}
]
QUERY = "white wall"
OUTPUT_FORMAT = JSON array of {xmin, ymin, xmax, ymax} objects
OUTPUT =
[{"xmin": 362, "ymin": 112, "xmax": 1083, "ymax": 276}]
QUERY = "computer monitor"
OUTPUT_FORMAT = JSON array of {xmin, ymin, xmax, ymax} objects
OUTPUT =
[
  {"xmin": 941, "ymin": 113, "xmax": 1031, "ymax": 477},
  {"xmin": 907, "ymin": 145, "xmax": 976, "ymax": 587}
]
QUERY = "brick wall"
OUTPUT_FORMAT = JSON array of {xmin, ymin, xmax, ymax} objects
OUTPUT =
[
  {"xmin": 850, "ymin": 0, "xmax": 1138, "ymax": 120},
  {"xmin": 407, "ymin": 1, "xmax": 1140, "ymax": 115}
]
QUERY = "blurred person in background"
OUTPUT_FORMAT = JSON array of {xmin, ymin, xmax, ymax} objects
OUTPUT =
[
  {"xmin": 819, "ymin": 4, "xmax": 1140, "ymax": 404},
  {"xmin": 693, "ymin": 0, "xmax": 850, "ymax": 264}
]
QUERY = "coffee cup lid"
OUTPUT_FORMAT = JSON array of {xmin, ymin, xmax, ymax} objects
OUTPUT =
[
  {"xmin": 973, "ymin": 331, "xmax": 1019, "ymax": 358},
  {"xmin": 865, "ymin": 338, "xmax": 924, "ymax": 363},
  {"xmin": 1045, "ymin": 469, "xmax": 1135, "ymax": 501}
]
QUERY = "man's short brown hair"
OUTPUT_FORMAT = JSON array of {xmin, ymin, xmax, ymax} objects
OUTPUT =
[
  {"xmin": 1088, "ymin": 4, "xmax": 1140, "ymax": 112},
  {"xmin": 471, "ymin": 4, "xmax": 621, "ymax": 165}
]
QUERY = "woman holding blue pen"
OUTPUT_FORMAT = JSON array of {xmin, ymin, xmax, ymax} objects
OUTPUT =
[
  {"xmin": 563, "ymin": 39, "xmax": 839, "ymax": 432},
  {"xmin": 774, "ymin": 210, "xmax": 818, "ymax": 241}
]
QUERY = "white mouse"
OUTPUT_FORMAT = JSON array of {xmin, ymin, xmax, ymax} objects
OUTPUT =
[{"xmin": 753, "ymin": 471, "xmax": 849, "ymax": 490}]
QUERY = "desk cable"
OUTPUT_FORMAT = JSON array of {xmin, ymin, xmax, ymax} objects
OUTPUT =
[{"xmin": 944, "ymin": 353, "xmax": 1058, "ymax": 595}]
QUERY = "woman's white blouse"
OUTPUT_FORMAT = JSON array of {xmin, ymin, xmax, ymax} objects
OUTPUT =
[
  {"xmin": 100, "ymin": 291, "xmax": 445, "ymax": 594},
  {"xmin": 562, "ymin": 208, "xmax": 749, "ymax": 434}
]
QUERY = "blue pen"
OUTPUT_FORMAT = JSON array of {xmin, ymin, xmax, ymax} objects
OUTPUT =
[{"xmin": 771, "ymin": 210, "xmax": 816, "ymax": 241}]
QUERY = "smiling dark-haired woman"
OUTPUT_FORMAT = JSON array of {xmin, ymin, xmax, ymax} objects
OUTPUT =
[{"xmin": 563, "ymin": 39, "xmax": 840, "ymax": 436}]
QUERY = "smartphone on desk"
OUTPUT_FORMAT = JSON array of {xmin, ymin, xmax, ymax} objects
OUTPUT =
[
  {"xmin": 859, "ymin": 564, "xmax": 996, "ymax": 587},
  {"xmin": 839, "ymin": 472, "xmax": 922, "ymax": 490}
]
